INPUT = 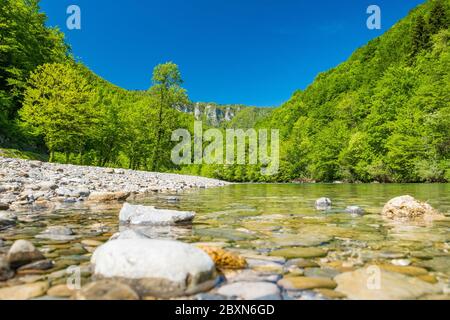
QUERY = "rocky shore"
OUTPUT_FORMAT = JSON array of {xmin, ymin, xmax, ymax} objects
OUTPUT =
[{"xmin": 0, "ymin": 157, "xmax": 229, "ymax": 212}]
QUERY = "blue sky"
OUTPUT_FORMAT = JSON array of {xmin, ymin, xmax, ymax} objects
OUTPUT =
[{"xmin": 40, "ymin": 0, "xmax": 425, "ymax": 107}]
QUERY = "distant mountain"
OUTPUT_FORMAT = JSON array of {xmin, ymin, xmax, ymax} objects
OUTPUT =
[{"xmin": 175, "ymin": 102, "xmax": 272, "ymax": 128}]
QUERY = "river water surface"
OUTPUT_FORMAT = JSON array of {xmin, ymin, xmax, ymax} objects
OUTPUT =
[{"xmin": 1, "ymin": 183, "xmax": 449, "ymax": 299}]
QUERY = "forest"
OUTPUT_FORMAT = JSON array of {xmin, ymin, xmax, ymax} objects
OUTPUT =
[{"xmin": 0, "ymin": 0, "xmax": 449, "ymax": 183}]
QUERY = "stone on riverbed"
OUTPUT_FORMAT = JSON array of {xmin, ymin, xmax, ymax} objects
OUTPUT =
[
  {"xmin": 0, "ymin": 202, "xmax": 10, "ymax": 211},
  {"xmin": 88, "ymin": 191, "xmax": 130, "ymax": 203},
  {"xmin": 315, "ymin": 198, "xmax": 332, "ymax": 210},
  {"xmin": 196, "ymin": 245, "xmax": 247, "ymax": 270},
  {"xmin": 91, "ymin": 239, "xmax": 217, "ymax": 298},
  {"xmin": 345, "ymin": 206, "xmax": 365, "ymax": 215},
  {"xmin": 382, "ymin": 196, "xmax": 444, "ymax": 221},
  {"xmin": 0, "ymin": 256, "xmax": 14, "ymax": 281},
  {"xmin": 334, "ymin": 268, "xmax": 441, "ymax": 300},
  {"xmin": 74, "ymin": 280, "xmax": 140, "ymax": 300},
  {"xmin": 7, "ymin": 240, "xmax": 45, "ymax": 268},
  {"xmin": 269, "ymin": 247, "xmax": 328, "ymax": 259},
  {"xmin": 35, "ymin": 226, "xmax": 77, "ymax": 241},
  {"xmin": 278, "ymin": 276, "xmax": 337, "ymax": 290},
  {"xmin": 0, "ymin": 212, "xmax": 16, "ymax": 229},
  {"xmin": 119, "ymin": 203, "xmax": 195, "ymax": 226},
  {"xmin": 0, "ymin": 281, "xmax": 49, "ymax": 300},
  {"xmin": 217, "ymin": 281, "xmax": 281, "ymax": 300}
]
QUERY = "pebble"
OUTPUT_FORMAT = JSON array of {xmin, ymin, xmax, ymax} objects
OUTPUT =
[
  {"xmin": 119, "ymin": 203, "xmax": 195, "ymax": 226},
  {"xmin": 197, "ymin": 246, "xmax": 247, "ymax": 270},
  {"xmin": 81, "ymin": 240, "xmax": 103, "ymax": 247},
  {"xmin": 47, "ymin": 284, "xmax": 76, "ymax": 298},
  {"xmin": 217, "ymin": 281, "xmax": 281, "ymax": 300},
  {"xmin": 6, "ymin": 240, "xmax": 45, "ymax": 268},
  {"xmin": 91, "ymin": 239, "xmax": 217, "ymax": 298},
  {"xmin": 315, "ymin": 198, "xmax": 332, "ymax": 210},
  {"xmin": 285, "ymin": 258, "xmax": 320, "ymax": 268},
  {"xmin": 17, "ymin": 260, "xmax": 54, "ymax": 272},
  {"xmin": 0, "ymin": 281, "xmax": 49, "ymax": 300},
  {"xmin": 277, "ymin": 276, "xmax": 337, "ymax": 290},
  {"xmin": 0, "ymin": 256, "xmax": 14, "ymax": 281},
  {"xmin": 269, "ymin": 247, "xmax": 328, "ymax": 259},
  {"xmin": 335, "ymin": 268, "xmax": 441, "ymax": 300},
  {"xmin": 345, "ymin": 206, "xmax": 365, "ymax": 215},
  {"xmin": 377, "ymin": 264, "xmax": 429, "ymax": 277},
  {"xmin": 315, "ymin": 288, "xmax": 347, "ymax": 299},
  {"xmin": 74, "ymin": 280, "xmax": 140, "ymax": 300}
]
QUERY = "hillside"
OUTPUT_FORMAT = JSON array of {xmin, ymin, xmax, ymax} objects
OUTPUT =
[
  {"xmin": 246, "ymin": 0, "xmax": 449, "ymax": 183},
  {"xmin": 175, "ymin": 102, "xmax": 272, "ymax": 128}
]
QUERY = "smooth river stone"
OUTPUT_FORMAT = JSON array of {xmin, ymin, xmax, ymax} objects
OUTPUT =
[
  {"xmin": 91, "ymin": 239, "xmax": 217, "ymax": 298},
  {"xmin": 119, "ymin": 203, "xmax": 195, "ymax": 226},
  {"xmin": 377, "ymin": 264, "xmax": 428, "ymax": 277},
  {"xmin": 416, "ymin": 256, "xmax": 450, "ymax": 273},
  {"xmin": 304, "ymin": 268, "xmax": 340, "ymax": 279},
  {"xmin": 0, "ymin": 281, "xmax": 49, "ymax": 300},
  {"xmin": 269, "ymin": 247, "xmax": 328, "ymax": 259},
  {"xmin": 47, "ymin": 284, "xmax": 75, "ymax": 298},
  {"xmin": 7, "ymin": 240, "xmax": 45, "ymax": 268},
  {"xmin": 278, "ymin": 277, "xmax": 337, "ymax": 290},
  {"xmin": 335, "ymin": 268, "xmax": 441, "ymax": 300},
  {"xmin": 268, "ymin": 232, "xmax": 332, "ymax": 247},
  {"xmin": 0, "ymin": 256, "xmax": 14, "ymax": 281},
  {"xmin": 217, "ymin": 281, "xmax": 281, "ymax": 300},
  {"xmin": 74, "ymin": 280, "xmax": 139, "ymax": 300},
  {"xmin": 285, "ymin": 258, "xmax": 320, "ymax": 268}
]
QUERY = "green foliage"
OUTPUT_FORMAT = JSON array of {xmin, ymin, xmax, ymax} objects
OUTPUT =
[
  {"xmin": 221, "ymin": 0, "xmax": 450, "ymax": 183},
  {"xmin": 0, "ymin": 0, "xmax": 67, "ymax": 143}
]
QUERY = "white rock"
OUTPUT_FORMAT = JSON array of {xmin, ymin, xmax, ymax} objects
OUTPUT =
[
  {"xmin": 217, "ymin": 281, "xmax": 281, "ymax": 300},
  {"xmin": 91, "ymin": 239, "xmax": 217, "ymax": 297},
  {"xmin": 119, "ymin": 203, "xmax": 195, "ymax": 225},
  {"xmin": 345, "ymin": 206, "xmax": 365, "ymax": 215},
  {"xmin": 315, "ymin": 197, "xmax": 332, "ymax": 210}
]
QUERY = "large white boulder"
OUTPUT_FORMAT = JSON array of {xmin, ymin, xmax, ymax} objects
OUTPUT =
[
  {"xmin": 119, "ymin": 203, "xmax": 195, "ymax": 225},
  {"xmin": 91, "ymin": 239, "xmax": 217, "ymax": 298}
]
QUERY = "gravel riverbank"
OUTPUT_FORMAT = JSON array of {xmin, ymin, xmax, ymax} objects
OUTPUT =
[{"xmin": 0, "ymin": 157, "xmax": 229, "ymax": 212}]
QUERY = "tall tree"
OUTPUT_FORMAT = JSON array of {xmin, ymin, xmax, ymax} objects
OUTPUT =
[
  {"xmin": 19, "ymin": 63, "xmax": 96, "ymax": 162},
  {"xmin": 148, "ymin": 62, "xmax": 188, "ymax": 171}
]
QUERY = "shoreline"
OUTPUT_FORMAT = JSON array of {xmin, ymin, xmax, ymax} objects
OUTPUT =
[{"xmin": 0, "ymin": 157, "xmax": 229, "ymax": 212}]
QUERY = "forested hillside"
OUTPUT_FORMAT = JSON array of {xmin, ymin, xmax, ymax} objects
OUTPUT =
[{"xmin": 218, "ymin": 0, "xmax": 449, "ymax": 183}]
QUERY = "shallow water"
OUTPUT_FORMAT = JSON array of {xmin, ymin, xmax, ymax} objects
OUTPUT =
[{"xmin": 1, "ymin": 183, "xmax": 450, "ymax": 298}]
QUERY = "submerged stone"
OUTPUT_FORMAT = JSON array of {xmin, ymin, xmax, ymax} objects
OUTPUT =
[
  {"xmin": 269, "ymin": 247, "xmax": 328, "ymax": 259},
  {"xmin": 74, "ymin": 280, "xmax": 139, "ymax": 300},
  {"xmin": 335, "ymin": 268, "xmax": 441, "ymax": 300},
  {"xmin": 7, "ymin": 240, "xmax": 45, "ymax": 268},
  {"xmin": 217, "ymin": 281, "xmax": 281, "ymax": 300}
]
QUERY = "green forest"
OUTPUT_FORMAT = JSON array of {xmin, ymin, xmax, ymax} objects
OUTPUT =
[{"xmin": 0, "ymin": 0, "xmax": 449, "ymax": 183}]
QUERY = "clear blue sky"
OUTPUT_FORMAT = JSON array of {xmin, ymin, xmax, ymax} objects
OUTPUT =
[{"xmin": 40, "ymin": 0, "xmax": 425, "ymax": 107}]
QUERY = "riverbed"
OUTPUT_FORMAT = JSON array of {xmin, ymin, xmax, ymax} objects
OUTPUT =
[{"xmin": 1, "ymin": 183, "xmax": 449, "ymax": 300}]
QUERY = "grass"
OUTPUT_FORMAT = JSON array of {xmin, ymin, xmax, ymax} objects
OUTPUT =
[{"xmin": 0, "ymin": 148, "xmax": 48, "ymax": 162}]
